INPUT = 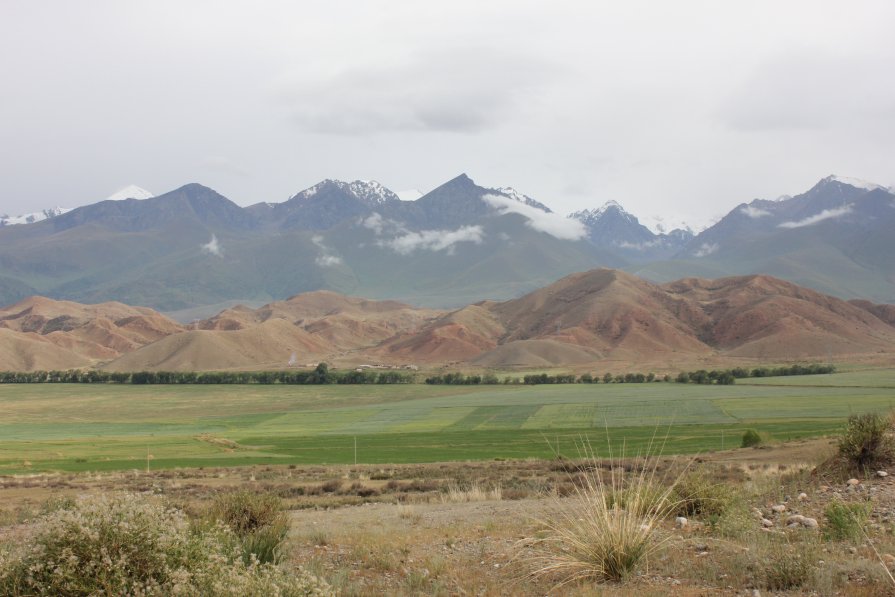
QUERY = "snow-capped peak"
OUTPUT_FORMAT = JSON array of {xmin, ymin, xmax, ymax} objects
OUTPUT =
[
  {"xmin": 107, "ymin": 185, "xmax": 154, "ymax": 201},
  {"xmin": 491, "ymin": 187, "xmax": 552, "ymax": 213},
  {"xmin": 569, "ymin": 200, "xmax": 634, "ymax": 224},
  {"xmin": 823, "ymin": 175, "xmax": 884, "ymax": 192},
  {"xmin": 292, "ymin": 179, "xmax": 399, "ymax": 205},
  {"xmin": 0, "ymin": 206, "xmax": 72, "ymax": 227}
]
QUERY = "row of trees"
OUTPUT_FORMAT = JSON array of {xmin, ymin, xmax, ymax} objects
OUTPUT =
[
  {"xmin": 0, "ymin": 364, "xmax": 414, "ymax": 385},
  {"xmin": 0, "ymin": 362, "xmax": 835, "ymax": 386},
  {"xmin": 425, "ymin": 363, "xmax": 836, "ymax": 387},
  {"xmin": 674, "ymin": 363, "xmax": 835, "ymax": 385}
]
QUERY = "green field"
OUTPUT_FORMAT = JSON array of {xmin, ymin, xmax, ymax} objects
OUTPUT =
[{"xmin": 1, "ymin": 369, "xmax": 894, "ymax": 473}]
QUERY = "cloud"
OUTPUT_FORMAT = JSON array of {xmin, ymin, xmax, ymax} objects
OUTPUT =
[
  {"xmin": 778, "ymin": 205, "xmax": 853, "ymax": 229},
  {"xmin": 201, "ymin": 234, "xmax": 223, "ymax": 257},
  {"xmin": 617, "ymin": 239, "xmax": 662, "ymax": 251},
  {"xmin": 693, "ymin": 242, "xmax": 718, "ymax": 257},
  {"xmin": 311, "ymin": 234, "xmax": 343, "ymax": 267},
  {"xmin": 361, "ymin": 213, "xmax": 388, "ymax": 235},
  {"xmin": 740, "ymin": 205, "xmax": 771, "ymax": 218},
  {"xmin": 377, "ymin": 226, "xmax": 484, "ymax": 255},
  {"xmin": 276, "ymin": 48, "xmax": 554, "ymax": 135},
  {"xmin": 482, "ymin": 194, "xmax": 587, "ymax": 240},
  {"xmin": 201, "ymin": 156, "xmax": 252, "ymax": 178},
  {"xmin": 719, "ymin": 50, "xmax": 895, "ymax": 132}
]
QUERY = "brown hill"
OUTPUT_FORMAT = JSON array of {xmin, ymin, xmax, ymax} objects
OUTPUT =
[
  {"xmin": 3, "ymin": 271, "xmax": 894, "ymax": 371},
  {"xmin": 104, "ymin": 292, "xmax": 442, "ymax": 371},
  {"xmin": 380, "ymin": 269, "xmax": 895, "ymax": 366},
  {"xmin": 0, "ymin": 296, "xmax": 185, "ymax": 369}
]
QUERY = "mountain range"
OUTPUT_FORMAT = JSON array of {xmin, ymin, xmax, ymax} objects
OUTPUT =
[
  {"xmin": 2, "ymin": 269, "xmax": 893, "ymax": 372},
  {"xmin": 0, "ymin": 174, "xmax": 893, "ymax": 314}
]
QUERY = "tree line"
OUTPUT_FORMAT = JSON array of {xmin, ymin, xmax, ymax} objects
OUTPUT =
[
  {"xmin": 425, "ymin": 363, "xmax": 835, "ymax": 386},
  {"xmin": 0, "ymin": 363, "xmax": 414, "ymax": 385},
  {"xmin": 0, "ymin": 362, "xmax": 834, "ymax": 386}
]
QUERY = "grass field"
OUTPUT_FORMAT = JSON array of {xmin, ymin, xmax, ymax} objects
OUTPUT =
[{"xmin": 1, "ymin": 369, "xmax": 893, "ymax": 473}]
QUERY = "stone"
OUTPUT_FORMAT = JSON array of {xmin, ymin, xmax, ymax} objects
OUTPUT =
[
  {"xmin": 786, "ymin": 514, "xmax": 806, "ymax": 525},
  {"xmin": 878, "ymin": 471, "xmax": 889, "ymax": 478},
  {"xmin": 771, "ymin": 504, "xmax": 787, "ymax": 513},
  {"xmin": 694, "ymin": 543, "xmax": 709, "ymax": 552},
  {"xmin": 751, "ymin": 589, "xmax": 761, "ymax": 597},
  {"xmin": 801, "ymin": 517, "xmax": 819, "ymax": 529},
  {"xmin": 761, "ymin": 518, "xmax": 775, "ymax": 528},
  {"xmin": 797, "ymin": 492, "xmax": 808, "ymax": 501},
  {"xmin": 882, "ymin": 553, "xmax": 895, "ymax": 568},
  {"xmin": 847, "ymin": 478, "xmax": 860, "ymax": 486},
  {"xmin": 675, "ymin": 516, "xmax": 689, "ymax": 528}
]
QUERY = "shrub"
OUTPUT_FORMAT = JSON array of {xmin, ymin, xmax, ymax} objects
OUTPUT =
[
  {"xmin": 838, "ymin": 412, "xmax": 895, "ymax": 469},
  {"xmin": 0, "ymin": 493, "xmax": 331, "ymax": 596},
  {"xmin": 760, "ymin": 537, "xmax": 817, "ymax": 591},
  {"xmin": 208, "ymin": 491, "xmax": 290, "ymax": 565},
  {"xmin": 673, "ymin": 470, "xmax": 736, "ymax": 519},
  {"xmin": 824, "ymin": 500, "xmax": 871, "ymax": 542},
  {"xmin": 741, "ymin": 428, "xmax": 763, "ymax": 448}
]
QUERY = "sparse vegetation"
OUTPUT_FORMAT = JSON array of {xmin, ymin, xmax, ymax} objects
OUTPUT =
[{"xmin": 0, "ymin": 493, "xmax": 331, "ymax": 596}]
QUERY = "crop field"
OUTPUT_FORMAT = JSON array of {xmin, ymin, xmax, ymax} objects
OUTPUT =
[{"xmin": 0, "ymin": 368, "xmax": 893, "ymax": 473}]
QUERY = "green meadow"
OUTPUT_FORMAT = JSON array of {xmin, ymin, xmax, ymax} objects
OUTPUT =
[{"xmin": 1, "ymin": 369, "xmax": 893, "ymax": 473}]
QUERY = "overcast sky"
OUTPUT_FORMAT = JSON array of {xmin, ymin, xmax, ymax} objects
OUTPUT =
[{"xmin": 2, "ymin": 1, "xmax": 893, "ymax": 228}]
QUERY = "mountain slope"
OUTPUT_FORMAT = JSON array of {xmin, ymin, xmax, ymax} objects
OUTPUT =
[
  {"xmin": 380, "ymin": 269, "xmax": 895, "ymax": 366},
  {"xmin": 647, "ymin": 176, "xmax": 895, "ymax": 302}
]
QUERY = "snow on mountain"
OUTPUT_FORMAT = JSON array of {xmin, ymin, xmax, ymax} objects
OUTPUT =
[
  {"xmin": 107, "ymin": 185, "xmax": 154, "ymax": 201},
  {"xmin": 639, "ymin": 212, "xmax": 719, "ymax": 235},
  {"xmin": 291, "ymin": 179, "xmax": 399, "ymax": 205},
  {"xmin": 0, "ymin": 206, "xmax": 72, "ymax": 227},
  {"xmin": 491, "ymin": 187, "xmax": 552, "ymax": 213},
  {"xmin": 397, "ymin": 189, "xmax": 424, "ymax": 201},
  {"xmin": 568, "ymin": 200, "xmax": 638, "ymax": 225},
  {"xmin": 824, "ymin": 175, "xmax": 885, "ymax": 191}
]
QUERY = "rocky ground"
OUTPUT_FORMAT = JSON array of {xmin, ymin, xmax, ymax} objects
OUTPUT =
[{"xmin": 3, "ymin": 438, "xmax": 895, "ymax": 595}]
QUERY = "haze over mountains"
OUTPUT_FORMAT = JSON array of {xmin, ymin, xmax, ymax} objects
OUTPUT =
[
  {"xmin": 0, "ymin": 174, "xmax": 893, "ymax": 315},
  {"xmin": 2, "ymin": 269, "xmax": 894, "ymax": 372}
]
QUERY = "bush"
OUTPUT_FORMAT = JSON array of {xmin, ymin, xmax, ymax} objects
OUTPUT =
[
  {"xmin": 673, "ymin": 470, "xmax": 736, "ymax": 519},
  {"xmin": 838, "ymin": 412, "xmax": 895, "ymax": 469},
  {"xmin": 741, "ymin": 429, "xmax": 763, "ymax": 448},
  {"xmin": 760, "ymin": 537, "xmax": 817, "ymax": 591},
  {"xmin": 0, "ymin": 493, "xmax": 331, "ymax": 596},
  {"xmin": 824, "ymin": 500, "xmax": 871, "ymax": 542},
  {"xmin": 208, "ymin": 491, "xmax": 290, "ymax": 565}
]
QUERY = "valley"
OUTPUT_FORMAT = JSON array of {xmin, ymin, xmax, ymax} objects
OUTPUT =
[{"xmin": 1, "ymin": 368, "xmax": 892, "ymax": 474}]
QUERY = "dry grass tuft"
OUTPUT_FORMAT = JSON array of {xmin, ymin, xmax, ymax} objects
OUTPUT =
[
  {"xmin": 519, "ymin": 440, "xmax": 686, "ymax": 586},
  {"xmin": 441, "ymin": 481, "xmax": 502, "ymax": 503}
]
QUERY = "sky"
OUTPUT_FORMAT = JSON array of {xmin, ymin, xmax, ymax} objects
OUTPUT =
[{"xmin": 2, "ymin": 1, "xmax": 894, "ymax": 230}]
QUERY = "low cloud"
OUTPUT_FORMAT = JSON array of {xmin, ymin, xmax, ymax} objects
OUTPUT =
[
  {"xmin": 482, "ymin": 194, "xmax": 587, "ymax": 241},
  {"xmin": 778, "ymin": 205, "xmax": 852, "ymax": 229},
  {"xmin": 740, "ymin": 205, "xmax": 771, "ymax": 218},
  {"xmin": 378, "ymin": 225, "xmax": 484, "ymax": 255},
  {"xmin": 617, "ymin": 239, "xmax": 662, "ymax": 251},
  {"xmin": 201, "ymin": 234, "xmax": 223, "ymax": 257},
  {"xmin": 693, "ymin": 242, "xmax": 719, "ymax": 257},
  {"xmin": 311, "ymin": 234, "xmax": 343, "ymax": 267},
  {"xmin": 361, "ymin": 213, "xmax": 389, "ymax": 235}
]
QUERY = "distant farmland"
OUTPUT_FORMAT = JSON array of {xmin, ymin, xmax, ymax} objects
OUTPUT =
[{"xmin": 1, "ymin": 369, "xmax": 894, "ymax": 473}]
